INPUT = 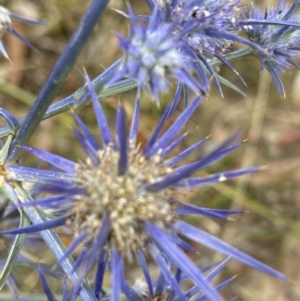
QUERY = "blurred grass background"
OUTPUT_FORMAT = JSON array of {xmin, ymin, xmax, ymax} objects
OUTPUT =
[{"xmin": 1, "ymin": 0, "xmax": 300, "ymax": 300}]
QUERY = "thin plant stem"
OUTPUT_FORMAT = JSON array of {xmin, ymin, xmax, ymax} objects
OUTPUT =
[{"xmin": 7, "ymin": 0, "xmax": 110, "ymax": 165}]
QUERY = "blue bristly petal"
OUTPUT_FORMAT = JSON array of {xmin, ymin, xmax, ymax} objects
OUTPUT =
[
  {"xmin": 1, "ymin": 215, "xmax": 68, "ymax": 234},
  {"xmin": 126, "ymin": 4, "xmax": 138, "ymax": 35},
  {"xmin": 150, "ymin": 262, "xmax": 218, "ymax": 294},
  {"xmin": 206, "ymin": 29, "xmax": 266, "ymax": 54},
  {"xmin": 146, "ymin": 96, "xmax": 202, "ymax": 157},
  {"xmin": 22, "ymin": 146, "xmax": 76, "ymax": 173},
  {"xmin": 145, "ymin": 223, "xmax": 223, "ymax": 301},
  {"xmin": 149, "ymin": 244, "xmax": 187, "ymax": 301},
  {"xmin": 267, "ymin": 67, "xmax": 286, "ymax": 97},
  {"xmin": 183, "ymin": 47, "xmax": 210, "ymax": 93},
  {"xmin": 195, "ymin": 276, "xmax": 236, "ymax": 301},
  {"xmin": 173, "ymin": 220, "xmax": 288, "ymax": 280},
  {"xmin": 178, "ymin": 167, "xmax": 260, "ymax": 188},
  {"xmin": 166, "ymin": 268, "xmax": 182, "ymax": 301},
  {"xmin": 147, "ymin": 2, "xmax": 160, "ymax": 32},
  {"xmin": 83, "ymin": 212, "xmax": 110, "ymax": 274},
  {"xmin": 7, "ymin": 165, "xmax": 74, "ymax": 185},
  {"xmin": 165, "ymin": 136, "xmax": 209, "ymax": 166},
  {"xmin": 9, "ymin": 12, "xmax": 46, "ymax": 25},
  {"xmin": 238, "ymin": 19, "xmax": 300, "ymax": 27},
  {"xmin": 111, "ymin": 249, "xmax": 124, "ymax": 301},
  {"xmin": 38, "ymin": 265, "xmax": 58, "ymax": 301},
  {"xmin": 176, "ymin": 205, "xmax": 243, "ymax": 217},
  {"xmin": 172, "ymin": 69, "xmax": 203, "ymax": 95},
  {"xmin": 147, "ymin": 132, "xmax": 239, "ymax": 191},
  {"xmin": 116, "ymin": 103, "xmax": 128, "ymax": 175},
  {"xmin": 72, "ymin": 247, "xmax": 88, "ymax": 274},
  {"xmin": 15, "ymin": 195, "xmax": 71, "ymax": 209},
  {"xmin": 94, "ymin": 250, "xmax": 108, "ymax": 298},
  {"xmin": 197, "ymin": 276, "xmax": 236, "ymax": 301},
  {"xmin": 214, "ymin": 53, "xmax": 247, "ymax": 86},
  {"xmin": 73, "ymin": 128, "xmax": 99, "ymax": 164},
  {"xmin": 205, "ymin": 257, "xmax": 231, "ymax": 282},
  {"xmin": 207, "ymin": 209, "xmax": 244, "ymax": 216},
  {"xmin": 167, "ymin": 83, "xmax": 183, "ymax": 118},
  {"xmin": 175, "ymin": 135, "xmax": 245, "ymax": 173},
  {"xmin": 162, "ymin": 133, "xmax": 187, "ymax": 157},
  {"xmin": 129, "ymin": 97, "xmax": 140, "ymax": 144},
  {"xmin": 86, "ymin": 74, "xmax": 113, "ymax": 146},
  {"xmin": 58, "ymin": 232, "xmax": 87, "ymax": 265},
  {"xmin": 154, "ymin": 269, "xmax": 166, "ymax": 296},
  {"xmin": 7, "ymin": 27, "xmax": 34, "ymax": 49},
  {"xmin": 167, "ymin": 232, "xmax": 196, "ymax": 253},
  {"xmin": 73, "ymin": 114, "xmax": 100, "ymax": 151},
  {"xmin": 136, "ymin": 250, "xmax": 154, "ymax": 298},
  {"xmin": 185, "ymin": 258, "xmax": 231, "ymax": 300},
  {"xmin": 143, "ymin": 106, "xmax": 171, "ymax": 155},
  {"xmin": 197, "ymin": 54, "xmax": 223, "ymax": 97},
  {"xmin": 204, "ymin": 140, "xmax": 246, "ymax": 167},
  {"xmin": 176, "ymin": 204, "xmax": 228, "ymax": 220}
]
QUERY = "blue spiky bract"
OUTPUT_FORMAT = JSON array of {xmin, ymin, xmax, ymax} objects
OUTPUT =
[{"xmin": 35, "ymin": 258, "xmax": 237, "ymax": 301}]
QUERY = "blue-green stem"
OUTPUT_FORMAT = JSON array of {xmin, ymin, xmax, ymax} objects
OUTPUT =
[
  {"xmin": 0, "ymin": 183, "xmax": 30, "ymax": 291},
  {"xmin": 0, "ymin": 78, "xmax": 137, "ymax": 139},
  {"xmin": 7, "ymin": 0, "xmax": 110, "ymax": 165}
]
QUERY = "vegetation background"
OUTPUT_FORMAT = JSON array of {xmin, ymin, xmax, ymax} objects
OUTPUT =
[{"xmin": 0, "ymin": 0, "xmax": 300, "ymax": 300}]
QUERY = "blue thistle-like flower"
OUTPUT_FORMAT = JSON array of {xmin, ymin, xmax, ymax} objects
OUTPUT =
[
  {"xmin": 0, "ymin": 6, "xmax": 46, "ymax": 60},
  {"xmin": 4, "ymin": 76, "xmax": 288, "ymax": 301},
  {"xmin": 114, "ymin": 0, "xmax": 300, "ymax": 99},
  {"xmin": 239, "ymin": 0, "xmax": 300, "ymax": 97},
  {"xmin": 148, "ymin": 0, "xmax": 255, "ymax": 95},
  {"xmin": 112, "ymin": 4, "xmax": 203, "ymax": 103}
]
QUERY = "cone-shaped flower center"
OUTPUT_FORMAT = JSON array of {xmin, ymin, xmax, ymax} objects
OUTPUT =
[{"xmin": 72, "ymin": 144, "xmax": 177, "ymax": 258}]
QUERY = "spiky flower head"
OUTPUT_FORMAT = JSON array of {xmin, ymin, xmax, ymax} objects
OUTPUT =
[
  {"xmin": 0, "ymin": 6, "xmax": 46, "ymax": 60},
  {"xmin": 239, "ymin": 0, "xmax": 300, "ymax": 97},
  {"xmin": 140, "ymin": 0, "xmax": 259, "ymax": 96},
  {"xmin": 113, "ymin": 4, "xmax": 203, "ymax": 103},
  {"xmin": 6, "ymin": 76, "xmax": 287, "ymax": 300},
  {"xmin": 159, "ymin": 0, "xmax": 240, "ymax": 51}
]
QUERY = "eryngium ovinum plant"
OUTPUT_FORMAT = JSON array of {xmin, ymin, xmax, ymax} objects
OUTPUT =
[{"xmin": 0, "ymin": 0, "xmax": 299, "ymax": 300}]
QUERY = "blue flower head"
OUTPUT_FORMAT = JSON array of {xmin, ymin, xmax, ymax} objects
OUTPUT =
[
  {"xmin": 0, "ymin": 6, "xmax": 46, "ymax": 60},
  {"xmin": 113, "ymin": 4, "xmax": 203, "ymax": 103},
  {"xmin": 146, "ymin": 0, "xmax": 257, "ymax": 95},
  {"xmin": 6, "ymin": 76, "xmax": 287, "ymax": 301},
  {"xmin": 240, "ymin": 0, "xmax": 300, "ymax": 96}
]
